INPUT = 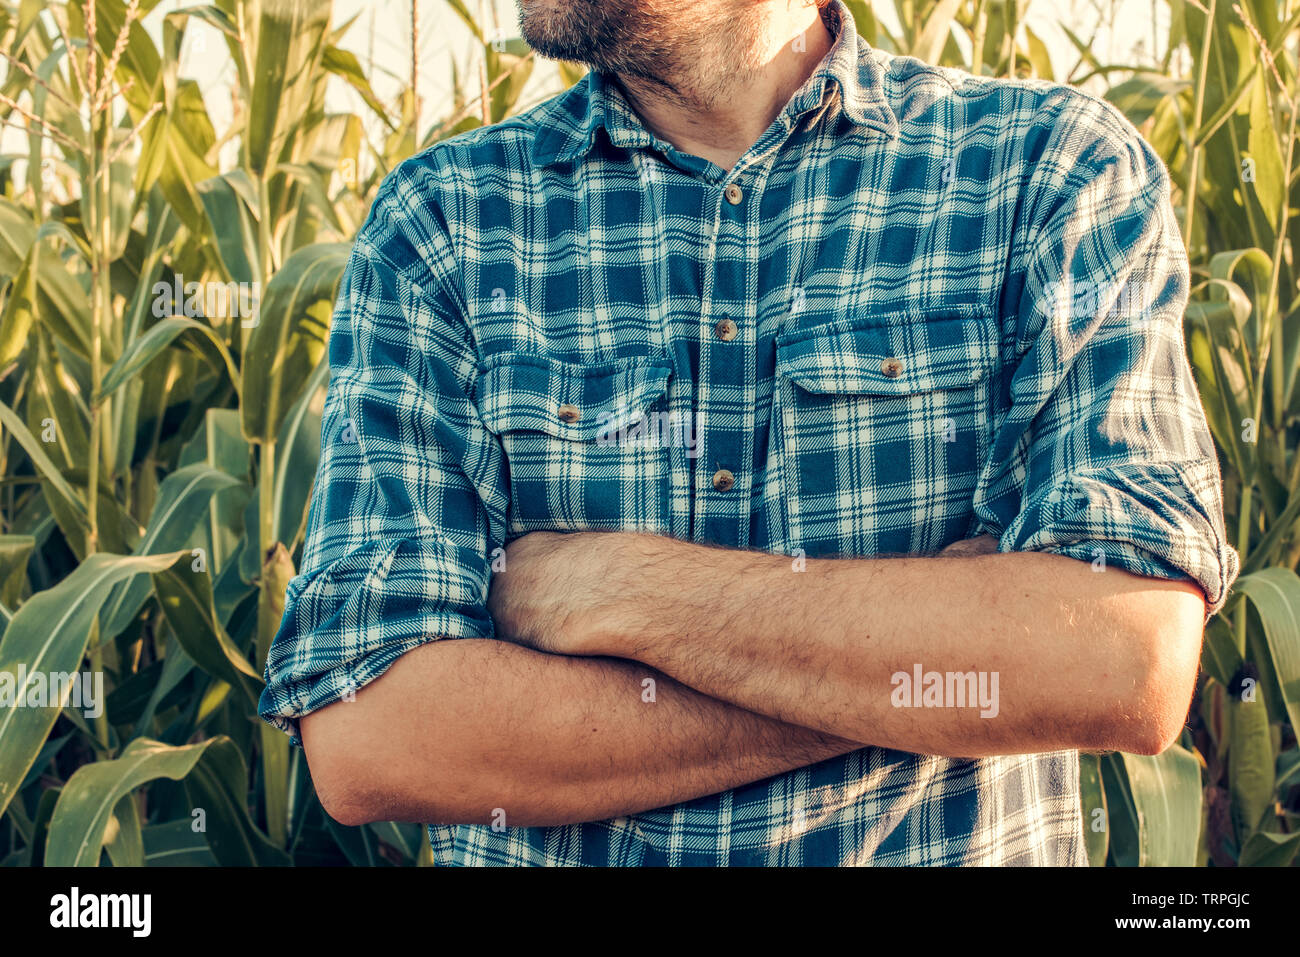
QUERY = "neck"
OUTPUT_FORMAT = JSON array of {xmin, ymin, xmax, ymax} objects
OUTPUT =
[{"xmin": 613, "ymin": 2, "xmax": 834, "ymax": 172}]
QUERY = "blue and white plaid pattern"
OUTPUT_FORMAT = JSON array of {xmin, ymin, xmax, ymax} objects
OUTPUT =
[{"xmin": 259, "ymin": 0, "xmax": 1238, "ymax": 865}]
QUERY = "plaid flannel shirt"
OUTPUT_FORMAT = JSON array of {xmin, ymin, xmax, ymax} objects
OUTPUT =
[{"xmin": 259, "ymin": 0, "xmax": 1238, "ymax": 865}]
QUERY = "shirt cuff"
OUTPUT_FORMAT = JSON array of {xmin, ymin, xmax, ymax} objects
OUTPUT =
[
  {"xmin": 1003, "ymin": 459, "xmax": 1239, "ymax": 620},
  {"xmin": 257, "ymin": 536, "xmax": 494, "ymax": 744}
]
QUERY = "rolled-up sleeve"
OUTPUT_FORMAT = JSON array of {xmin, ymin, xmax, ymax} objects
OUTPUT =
[
  {"xmin": 978, "ymin": 94, "xmax": 1239, "ymax": 618},
  {"xmin": 258, "ymin": 170, "xmax": 502, "ymax": 743}
]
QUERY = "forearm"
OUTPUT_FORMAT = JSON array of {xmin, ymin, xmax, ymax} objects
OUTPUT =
[
  {"xmin": 301, "ymin": 637, "xmax": 860, "ymax": 827},
  {"xmin": 568, "ymin": 535, "xmax": 1205, "ymax": 756}
]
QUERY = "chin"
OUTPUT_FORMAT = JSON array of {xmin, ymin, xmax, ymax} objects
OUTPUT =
[{"xmin": 518, "ymin": 0, "xmax": 629, "ymax": 67}]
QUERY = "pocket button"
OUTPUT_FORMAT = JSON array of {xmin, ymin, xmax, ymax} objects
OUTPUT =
[
  {"xmin": 880, "ymin": 357, "xmax": 904, "ymax": 378},
  {"xmin": 557, "ymin": 403, "xmax": 581, "ymax": 423}
]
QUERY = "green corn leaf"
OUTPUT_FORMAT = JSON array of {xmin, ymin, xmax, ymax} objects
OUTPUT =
[
  {"xmin": 1242, "ymin": 489, "xmax": 1300, "ymax": 574},
  {"xmin": 26, "ymin": 787, "xmax": 60, "ymax": 868},
  {"xmin": 279, "ymin": 162, "xmax": 347, "ymax": 237},
  {"xmin": 152, "ymin": 562, "xmax": 263, "ymax": 708},
  {"xmin": 131, "ymin": 633, "xmax": 197, "ymax": 739},
  {"xmin": 1187, "ymin": 3, "xmax": 1300, "ymax": 149},
  {"xmin": 0, "ymin": 246, "xmax": 37, "ymax": 370},
  {"xmin": 1232, "ymin": 568, "xmax": 1300, "ymax": 736},
  {"xmin": 0, "ymin": 396, "xmax": 90, "ymax": 556},
  {"xmin": 1201, "ymin": 613, "xmax": 1244, "ymax": 686},
  {"xmin": 1100, "ymin": 753, "xmax": 1140, "ymax": 866},
  {"xmin": 1238, "ymin": 831, "xmax": 1300, "ymax": 866},
  {"xmin": 1104, "ymin": 75, "xmax": 1190, "ymax": 127},
  {"xmin": 180, "ymin": 735, "xmax": 291, "ymax": 866},
  {"xmin": 368, "ymin": 820, "xmax": 418, "ymax": 863},
  {"xmin": 241, "ymin": 242, "xmax": 346, "ymax": 444},
  {"xmin": 99, "ymin": 463, "xmax": 244, "ymax": 642},
  {"xmin": 46, "ymin": 736, "xmax": 218, "ymax": 866},
  {"xmin": 104, "ymin": 792, "xmax": 145, "ymax": 867},
  {"xmin": 26, "ymin": 329, "xmax": 91, "ymax": 475},
  {"xmin": 197, "ymin": 170, "xmax": 262, "ymax": 288},
  {"xmin": 271, "ymin": 356, "xmax": 327, "ymax": 552},
  {"xmin": 0, "ymin": 534, "xmax": 34, "ymax": 608},
  {"xmin": 321, "ymin": 45, "xmax": 395, "ymax": 129},
  {"xmin": 1227, "ymin": 672, "xmax": 1276, "ymax": 841},
  {"xmin": 841, "ymin": 0, "xmax": 880, "ymax": 45},
  {"xmin": 175, "ymin": 408, "xmax": 253, "ymax": 577},
  {"xmin": 98, "ymin": 316, "xmax": 241, "ymax": 401},
  {"xmin": 1104, "ymin": 747, "xmax": 1203, "ymax": 866},
  {"xmin": 1021, "ymin": 26, "xmax": 1055, "ymax": 80},
  {"xmin": 0, "ymin": 551, "xmax": 187, "ymax": 820},
  {"xmin": 911, "ymin": 0, "xmax": 961, "ymax": 64},
  {"xmin": 133, "ymin": 81, "xmax": 219, "ymax": 245},
  {"xmin": 0, "ymin": 200, "xmax": 91, "ymax": 355},
  {"xmin": 1243, "ymin": 78, "xmax": 1285, "ymax": 233},
  {"xmin": 244, "ymin": 0, "xmax": 332, "ymax": 178},
  {"xmin": 443, "ymin": 0, "xmax": 484, "ymax": 41},
  {"xmin": 1078, "ymin": 752, "xmax": 1110, "ymax": 866},
  {"xmin": 143, "ymin": 819, "xmax": 218, "ymax": 866},
  {"xmin": 483, "ymin": 39, "xmax": 536, "ymax": 124}
]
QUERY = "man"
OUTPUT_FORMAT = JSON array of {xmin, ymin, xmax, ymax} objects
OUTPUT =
[{"xmin": 259, "ymin": 0, "xmax": 1238, "ymax": 865}]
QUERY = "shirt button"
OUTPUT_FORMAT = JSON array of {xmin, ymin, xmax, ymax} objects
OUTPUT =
[
  {"xmin": 557, "ymin": 403, "xmax": 581, "ymax": 423},
  {"xmin": 714, "ymin": 318, "xmax": 738, "ymax": 341},
  {"xmin": 724, "ymin": 183, "xmax": 744, "ymax": 205},
  {"xmin": 880, "ymin": 357, "xmax": 904, "ymax": 378},
  {"xmin": 712, "ymin": 468, "xmax": 735, "ymax": 492}
]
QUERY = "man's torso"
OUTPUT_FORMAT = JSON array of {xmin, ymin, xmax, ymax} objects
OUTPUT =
[{"xmin": 415, "ymin": 9, "xmax": 1100, "ymax": 865}]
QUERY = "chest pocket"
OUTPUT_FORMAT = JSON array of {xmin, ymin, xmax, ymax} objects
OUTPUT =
[
  {"xmin": 772, "ymin": 309, "xmax": 996, "ymax": 558},
  {"xmin": 476, "ymin": 352, "xmax": 676, "ymax": 535}
]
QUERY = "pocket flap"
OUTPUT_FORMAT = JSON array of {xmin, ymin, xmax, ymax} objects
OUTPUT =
[
  {"xmin": 776, "ymin": 310, "xmax": 996, "ymax": 395},
  {"xmin": 476, "ymin": 353, "xmax": 674, "ymax": 441}
]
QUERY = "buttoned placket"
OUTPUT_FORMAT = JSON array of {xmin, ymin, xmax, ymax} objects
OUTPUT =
[
  {"xmin": 686, "ymin": 96, "xmax": 841, "ymax": 549},
  {"xmin": 691, "ymin": 152, "xmax": 781, "ymax": 549}
]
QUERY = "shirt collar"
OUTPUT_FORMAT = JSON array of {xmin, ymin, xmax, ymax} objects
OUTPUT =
[{"xmin": 532, "ymin": 0, "xmax": 898, "ymax": 168}]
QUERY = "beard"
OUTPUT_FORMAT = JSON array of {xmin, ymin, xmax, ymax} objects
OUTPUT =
[{"xmin": 517, "ymin": 0, "xmax": 760, "ymax": 93}]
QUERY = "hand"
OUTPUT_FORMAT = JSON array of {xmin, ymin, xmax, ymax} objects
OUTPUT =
[
  {"xmin": 937, "ymin": 533, "xmax": 1000, "ymax": 558},
  {"xmin": 488, "ymin": 530, "xmax": 1000, "ymax": 660},
  {"xmin": 486, "ymin": 530, "xmax": 626, "ymax": 657}
]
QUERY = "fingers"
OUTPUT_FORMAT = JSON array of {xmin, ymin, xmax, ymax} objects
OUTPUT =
[{"xmin": 937, "ymin": 533, "xmax": 1000, "ymax": 557}]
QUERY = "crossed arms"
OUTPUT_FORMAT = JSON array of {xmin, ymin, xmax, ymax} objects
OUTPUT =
[
  {"xmin": 302, "ymin": 530, "xmax": 1206, "ymax": 827},
  {"xmin": 292, "ymin": 117, "xmax": 1225, "ymax": 829}
]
